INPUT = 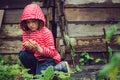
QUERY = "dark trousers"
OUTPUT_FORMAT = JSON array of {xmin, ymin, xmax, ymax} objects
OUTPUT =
[{"xmin": 19, "ymin": 50, "xmax": 56, "ymax": 74}]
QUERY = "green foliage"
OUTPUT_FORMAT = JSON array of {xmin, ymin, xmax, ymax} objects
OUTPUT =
[
  {"xmin": 97, "ymin": 52, "xmax": 120, "ymax": 80},
  {"xmin": 65, "ymin": 35, "xmax": 76, "ymax": 57},
  {"xmin": 105, "ymin": 22, "xmax": 120, "ymax": 41},
  {"xmin": 97, "ymin": 22, "xmax": 120, "ymax": 80},
  {"xmin": 95, "ymin": 58, "xmax": 102, "ymax": 63},
  {"xmin": 75, "ymin": 64, "xmax": 82, "ymax": 72},
  {"xmin": 117, "ymin": 36, "xmax": 120, "ymax": 44},
  {"xmin": 41, "ymin": 66, "xmax": 54, "ymax": 80},
  {"xmin": 54, "ymin": 71, "xmax": 72, "ymax": 80},
  {"xmin": 64, "ymin": 34, "xmax": 76, "ymax": 71},
  {"xmin": 0, "ymin": 55, "xmax": 73, "ymax": 80},
  {"xmin": 64, "ymin": 35, "xmax": 103, "ymax": 72},
  {"xmin": 0, "ymin": 55, "xmax": 34, "ymax": 80},
  {"xmin": 108, "ymin": 46, "xmax": 113, "ymax": 62},
  {"xmin": 79, "ymin": 52, "xmax": 94, "ymax": 65},
  {"xmin": 65, "ymin": 35, "xmax": 95, "ymax": 70},
  {"xmin": 35, "ymin": 66, "xmax": 73, "ymax": 80}
]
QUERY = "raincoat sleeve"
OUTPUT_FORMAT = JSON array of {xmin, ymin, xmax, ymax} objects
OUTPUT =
[
  {"xmin": 40, "ymin": 28, "xmax": 58, "ymax": 58},
  {"xmin": 22, "ymin": 31, "xmax": 29, "ymax": 50}
]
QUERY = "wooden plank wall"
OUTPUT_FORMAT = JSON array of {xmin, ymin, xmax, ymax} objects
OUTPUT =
[
  {"xmin": 58, "ymin": 0, "xmax": 120, "ymax": 52},
  {"xmin": 0, "ymin": 0, "xmax": 43, "ymax": 9},
  {"xmin": 0, "ymin": 10, "xmax": 4, "ymax": 28},
  {"xmin": 0, "ymin": 0, "xmax": 120, "ymax": 64},
  {"xmin": 56, "ymin": 1, "xmax": 120, "ymax": 62}
]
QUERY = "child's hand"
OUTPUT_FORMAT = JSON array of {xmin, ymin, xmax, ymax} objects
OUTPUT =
[
  {"xmin": 23, "ymin": 39, "xmax": 37, "ymax": 49},
  {"xmin": 23, "ymin": 39, "xmax": 42, "ymax": 52},
  {"xmin": 23, "ymin": 41, "xmax": 31, "ymax": 49},
  {"xmin": 28, "ymin": 39, "xmax": 42, "ymax": 53}
]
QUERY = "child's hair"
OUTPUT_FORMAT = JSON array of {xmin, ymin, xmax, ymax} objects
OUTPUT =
[{"xmin": 21, "ymin": 19, "xmax": 44, "ymax": 31}]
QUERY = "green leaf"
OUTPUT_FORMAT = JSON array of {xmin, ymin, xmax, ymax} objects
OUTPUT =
[
  {"xmin": 108, "ymin": 46, "xmax": 113, "ymax": 59},
  {"xmin": 107, "ymin": 66, "xmax": 119, "ymax": 80},
  {"xmin": 79, "ymin": 58, "xmax": 84, "ymax": 61},
  {"xmin": 65, "ymin": 35, "xmax": 76, "ymax": 57},
  {"xmin": 75, "ymin": 65, "xmax": 82, "ymax": 72},
  {"xmin": 95, "ymin": 58, "xmax": 102, "ymax": 63},
  {"xmin": 80, "ymin": 52, "xmax": 87, "ymax": 56},
  {"xmin": 105, "ymin": 22, "xmax": 120, "ymax": 41},
  {"xmin": 41, "ymin": 66, "xmax": 54, "ymax": 80},
  {"xmin": 54, "ymin": 71, "xmax": 70, "ymax": 80},
  {"xmin": 117, "ymin": 36, "xmax": 120, "ymax": 44},
  {"xmin": 97, "ymin": 52, "xmax": 120, "ymax": 80},
  {"xmin": 97, "ymin": 64, "xmax": 113, "ymax": 79}
]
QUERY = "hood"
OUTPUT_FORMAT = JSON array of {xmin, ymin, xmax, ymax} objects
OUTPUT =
[{"xmin": 20, "ymin": 4, "xmax": 46, "ymax": 30}]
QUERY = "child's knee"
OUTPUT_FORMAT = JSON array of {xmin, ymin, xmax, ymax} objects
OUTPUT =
[{"xmin": 19, "ymin": 50, "xmax": 27, "ymax": 60}]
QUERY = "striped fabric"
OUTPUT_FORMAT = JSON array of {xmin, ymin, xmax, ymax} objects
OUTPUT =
[{"xmin": 20, "ymin": 4, "xmax": 61, "ymax": 63}]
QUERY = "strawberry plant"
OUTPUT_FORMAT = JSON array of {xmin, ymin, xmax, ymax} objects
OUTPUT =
[{"xmin": 0, "ymin": 55, "xmax": 73, "ymax": 80}]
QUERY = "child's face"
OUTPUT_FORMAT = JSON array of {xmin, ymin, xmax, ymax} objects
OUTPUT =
[{"xmin": 26, "ymin": 19, "xmax": 39, "ymax": 31}]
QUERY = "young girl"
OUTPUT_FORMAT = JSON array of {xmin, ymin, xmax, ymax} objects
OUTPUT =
[{"xmin": 19, "ymin": 3, "xmax": 69, "ymax": 74}]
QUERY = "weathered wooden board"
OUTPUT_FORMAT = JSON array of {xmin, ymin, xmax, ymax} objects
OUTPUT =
[
  {"xmin": 56, "ymin": 37, "xmax": 106, "ymax": 53},
  {"xmin": 65, "ymin": 0, "xmax": 120, "ymax": 7},
  {"xmin": 3, "ymin": 10, "xmax": 22, "ymax": 24},
  {"xmin": 0, "ymin": 40, "xmax": 22, "ymax": 53},
  {"xmin": 64, "ymin": 8, "xmax": 120, "ymax": 22},
  {"xmin": 0, "ymin": 0, "xmax": 43, "ymax": 9},
  {"xmin": 65, "ymin": 0, "xmax": 107, "ymax": 5},
  {"xmin": 0, "ymin": 10, "xmax": 4, "ymax": 28},
  {"xmin": 57, "ymin": 23, "xmax": 120, "ymax": 37},
  {"xmin": 2, "ymin": 8, "xmax": 47, "ymax": 24},
  {"xmin": 56, "ymin": 36, "xmax": 120, "ymax": 53},
  {"xmin": 65, "ymin": 3, "xmax": 120, "ymax": 8},
  {"xmin": 0, "ymin": 24, "xmax": 22, "ymax": 38}
]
